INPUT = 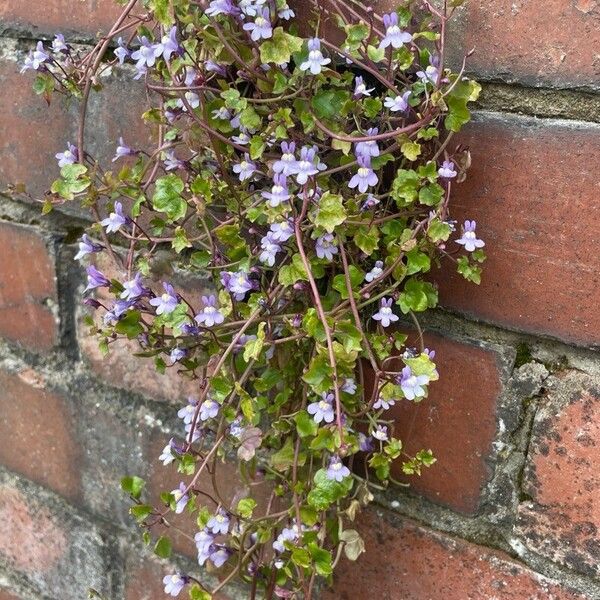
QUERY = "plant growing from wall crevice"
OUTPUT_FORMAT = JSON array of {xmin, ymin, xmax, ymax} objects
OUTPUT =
[{"xmin": 21, "ymin": 0, "xmax": 484, "ymax": 597}]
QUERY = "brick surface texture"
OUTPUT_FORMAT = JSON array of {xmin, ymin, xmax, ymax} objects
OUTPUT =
[{"xmin": 0, "ymin": 1, "xmax": 598, "ymax": 599}]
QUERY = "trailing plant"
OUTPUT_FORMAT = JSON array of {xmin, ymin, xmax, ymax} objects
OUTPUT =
[{"xmin": 20, "ymin": 0, "xmax": 484, "ymax": 597}]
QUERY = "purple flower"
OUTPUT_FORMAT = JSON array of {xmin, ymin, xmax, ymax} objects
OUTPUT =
[
  {"xmin": 170, "ymin": 347, "xmax": 187, "ymax": 364},
  {"xmin": 171, "ymin": 482, "xmax": 189, "ymax": 514},
  {"xmin": 52, "ymin": 34, "xmax": 68, "ymax": 54},
  {"xmin": 243, "ymin": 8, "xmax": 273, "ymax": 42},
  {"xmin": 21, "ymin": 41, "xmax": 49, "ymax": 73},
  {"xmin": 231, "ymin": 130, "xmax": 251, "ymax": 145},
  {"xmin": 353, "ymin": 75, "xmax": 375, "ymax": 98},
  {"xmin": 399, "ymin": 366, "xmax": 429, "ymax": 400},
  {"xmin": 278, "ymin": 4, "xmax": 295, "ymax": 19},
  {"xmin": 239, "ymin": 0, "xmax": 266, "ymax": 17},
  {"xmin": 233, "ymin": 153, "xmax": 257, "ymax": 182},
  {"xmin": 262, "ymin": 174, "xmax": 290, "ymax": 207},
  {"xmin": 185, "ymin": 421, "xmax": 203, "ymax": 443},
  {"xmin": 300, "ymin": 38, "xmax": 331, "ymax": 75},
  {"xmin": 178, "ymin": 397, "xmax": 198, "ymax": 425},
  {"xmin": 361, "ymin": 194, "xmax": 380, "ymax": 210},
  {"xmin": 84, "ymin": 265, "xmax": 109, "ymax": 292},
  {"xmin": 273, "ymin": 142, "xmax": 298, "ymax": 176},
  {"xmin": 177, "ymin": 91, "xmax": 200, "ymax": 111},
  {"xmin": 273, "ymin": 525, "xmax": 300, "ymax": 552},
  {"xmin": 372, "ymin": 424, "xmax": 389, "ymax": 441},
  {"xmin": 384, "ymin": 91, "xmax": 411, "ymax": 112},
  {"xmin": 365, "ymin": 260, "xmax": 384, "ymax": 283},
  {"xmin": 120, "ymin": 272, "xmax": 145, "ymax": 300},
  {"xmin": 307, "ymin": 393, "xmax": 335, "ymax": 424},
  {"xmin": 159, "ymin": 26, "xmax": 182, "ymax": 62},
  {"xmin": 326, "ymin": 456, "xmax": 350, "ymax": 482},
  {"xmin": 114, "ymin": 37, "xmax": 130, "ymax": 65},
  {"xmin": 293, "ymin": 145, "xmax": 326, "ymax": 185},
  {"xmin": 74, "ymin": 234, "xmax": 103, "ymax": 261},
  {"xmin": 348, "ymin": 156, "xmax": 378, "ymax": 193},
  {"xmin": 131, "ymin": 36, "xmax": 163, "ymax": 68},
  {"xmin": 205, "ymin": 60, "xmax": 226, "ymax": 76},
  {"xmin": 269, "ymin": 219, "xmax": 294, "ymax": 243},
  {"xmin": 112, "ymin": 137, "xmax": 134, "ymax": 162},
  {"xmin": 417, "ymin": 64, "xmax": 439, "ymax": 84},
  {"xmin": 149, "ymin": 282, "xmax": 179, "ymax": 315},
  {"xmin": 358, "ymin": 433, "xmax": 374, "ymax": 452},
  {"xmin": 373, "ymin": 396, "xmax": 395, "ymax": 410},
  {"xmin": 206, "ymin": 0, "xmax": 240, "ymax": 17},
  {"xmin": 199, "ymin": 398, "xmax": 220, "ymax": 421},
  {"xmin": 207, "ymin": 509, "xmax": 230, "ymax": 535},
  {"xmin": 221, "ymin": 270, "xmax": 254, "ymax": 300},
  {"xmin": 372, "ymin": 297, "xmax": 398, "ymax": 328},
  {"xmin": 355, "ymin": 128, "xmax": 380, "ymax": 159},
  {"xmin": 55, "ymin": 143, "xmax": 78, "ymax": 168},
  {"xmin": 195, "ymin": 530, "xmax": 215, "ymax": 554},
  {"xmin": 455, "ymin": 220, "xmax": 485, "ymax": 252},
  {"xmin": 315, "ymin": 233, "xmax": 338, "ymax": 261},
  {"xmin": 133, "ymin": 62, "xmax": 147, "ymax": 80},
  {"xmin": 380, "ymin": 12, "xmax": 412, "ymax": 49},
  {"xmin": 259, "ymin": 233, "xmax": 282, "ymax": 267},
  {"xmin": 159, "ymin": 438, "xmax": 177, "ymax": 465},
  {"xmin": 210, "ymin": 547, "xmax": 230, "ymax": 568},
  {"xmin": 163, "ymin": 573, "xmax": 185, "ymax": 597},
  {"xmin": 164, "ymin": 150, "xmax": 185, "ymax": 171},
  {"xmin": 341, "ymin": 378, "xmax": 357, "ymax": 394},
  {"xmin": 195, "ymin": 295, "xmax": 225, "ymax": 327},
  {"xmin": 100, "ymin": 201, "xmax": 128, "ymax": 233},
  {"xmin": 183, "ymin": 67, "xmax": 197, "ymax": 87},
  {"xmin": 438, "ymin": 160, "xmax": 457, "ymax": 179}
]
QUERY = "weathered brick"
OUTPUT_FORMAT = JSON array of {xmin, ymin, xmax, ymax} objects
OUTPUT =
[
  {"xmin": 0, "ymin": 477, "xmax": 116, "ymax": 599},
  {"xmin": 0, "ymin": 221, "xmax": 57, "ymax": 352},
  {"xmin": 325, "ymin": 510, "xmax": 592, "ymax": 599},
  {"xmin": 454, "ymin": 0, "xmax": 600, "ymax": 89},
  {"xmin": 0, "ymin": 368, "xmax": 80, "ymax": 502},
  {"xmin": 0, "ymin": 588, "xmax": 24, "ymax": 600},
  {"xmin": 436, "ymin": 113, "xmax": 600, "ymax": 346},
  {"xmin": 516, "ymin": 371, "xmax": 600, "ymax": 578}
]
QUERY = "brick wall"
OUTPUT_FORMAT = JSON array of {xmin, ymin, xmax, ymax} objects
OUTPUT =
[{"xmin": 1, "ymin": 1, "xmax": 600, "ymax": 599}]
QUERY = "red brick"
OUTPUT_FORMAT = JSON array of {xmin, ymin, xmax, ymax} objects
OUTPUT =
[
  {"xmin": 436, "ymin": 114, "xmax": 600, "ymax": 346},
  {"xmin": 456, "ymin": 0, "xmax": 600, "ymax": 88},
  {"xmin": 0, "ymin": 588, "xmax": 25, "ymax": 600},
  {"xmin": 0, "ymin": 221, "xmax": 57, "ymax": 352},
  {"xmin": 516, "ymin": 371, "xmax": 600, "ymax": 577},
  {"xmin": 0, "ymin": 368, "xmax": 80, "ymax": 502},
  {"xmin": 324, "ymin": 511, "xmax": 591, "ymax": 600},
  {"xmin": 364, "ymin": 331, "xmax": 506, "ymax": 514},
  {"xmin": 0, "ymin": 1, "xmax": 131, "ymax": 38}
]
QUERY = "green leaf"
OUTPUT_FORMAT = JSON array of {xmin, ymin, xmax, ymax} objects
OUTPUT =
[
  {"xmin": 354, "ymin": 225, "xmax": 380, "ymax": 255},
  {"xmin": 332, "ymin": 265, "xmax": 364, "ymax": 299},
  {"xmin": 152, "ymin": 174, "xmax": 187, "ymax": 221},
  {"xmin": 312, "ymin": 192, "xmax": 347, "ymax": 233},
  {"xmin": 291, "ymin": 547, "xmax": 312, "ymax": 568},
  {"xmin": 271, "ymin": 437, "xmax": 297, "ymax": 471},
  {"xmin": 367, "ymin": 44, "xmax": 385, "ymax": 63},
  {"xmin": 309, "ymin": 543, "xmax": 333, "ymax": 576},
  {"xmin": 363, "ymin": 97, "xmax": 382, "ymax": 119},
  {"xmin": 457, "ymin": 256, "xmax": 482, "ymax": 284},
  {"xmin": 189, "ymin": 585, "xmax": 212, "ymax": 600},
  {"xmin": 295, "ymin": 410, "xmax": 318, "ymax": 438},
  {"xmin": 237, "ymin": 498, "xmax": 257, "ymax": 519},
  {"xmin": 130, "ymin": 504, "xmax": 153, "ymax": 522},
  {"xmin": 427, "ymin": 219, "xmax": 452, "ymax": 242},
  {"xmin": 239, "ymin": 106, "xmax": 261, "ymax": 130},
  {"xmin": 345, "ymin": 23, "xmax": 369, "ymax": 49},
  {"xmin": 279, "ymin": 253, "xmax": 309, "ymax": 287},
  {"xmin": 419, "ymin": 183, "xmax": 444, "ymax": 206},
  {"xmin": 115, "ymin": 310, "xmax": 143, "ymax": 339},
  {"xmin": 121, "ymin": 476, "xmax": 145, "ymax": 499},
  {"xmin": 154, "ymin": 536, "xmax": 172, "ymax": 559},
  {"xmin": 172, "ymin": 227, "xmax": 192, "ymax": 253},
  {"xmin": 307, "ymin": 468, "xmax": 353, "ymax": 511},
  {"xmin": 390, "ymin": 169, "xmax": 420, "ymax": 205},
  {"xmin": 249, "ymin": 136, "xmax": 266, "ymax": 159},
  {"xmin": 311, "ymin": 90, "xmax": 350, "ymax": 120},
  {"xmin": 406, "ymin": 248, "xmax": 431, "ymax": 275},
  {"xmin": 445, "ymin": 78, "xmax": 481, "ymax": 132},
  {"xmin": 260, "ymin": 27, "xmax": 303, "ymax": 65},
  {"xmin": 397, "ymin": 279, "xmax": 438, "ymax": 313},
  {"xmin": 401, "ymin": 140, "xmax": 422, "ymax": 161},
  {"xmin": 302, "ymin": 354, "xmax": 333, "ymax": 389},
  {"xmin": 51, "ymin": 164, "xmax": 91, "ymax": 200},
  {"xmin": 243, "ymin": 322, "xmax": 266, "ymax": 361}
]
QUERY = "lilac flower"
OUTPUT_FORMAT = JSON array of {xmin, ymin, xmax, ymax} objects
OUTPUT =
[
  {"xmin": 239, "ymin": 0, "xmax": 267, "ymax": 17},
  {"xmin": 229, "ymin": 417, "xmax": 244, "ymax": 439},
  {"xmin": 233, "ymin": 154, "xmax": 257, "ymax": 182},
  {"xmin": 273, "ymin": 142, "xmax": 298, "ymax": 176},
  {"xmin": 417, "ymin": 64, "xmax": 440, "ymax": 84},
  {"xmin": 269, "ymin": 220, "xmax": 295, "ymax": 243},
  {"xmin": 131, "ymin": 36, "xmax": 163, "ymax": 68},
  {"xmin": 133, "ymin": 63, "xmax": 147, "ymax": 80},
  {"xmin": 361, "ymin": 194, "xmax": 380, "ymax": 210},
  {"xmin": 262, "ymin": 174, "xmax": 290, "ymax": 207},
  {"xmin": 199, "ymin": 398, "xmax": 220, "ymax": 421},
  {"xmin": 195, "ymin": 530, "xmax": 215, "ymax": 554},
  {"xmin": 210, "ymin": 547, "xmax": 230, "ymax": 568},
  {"xmin": 112, "ymin": 137, "xmax": 134, "ymax": 162},
  {"xmin": 207, "ymin": 509, "xmax": 230, "ymax": 535},
  {"xmin": 103, "ymin": 299, "xmax": 135, "ymax": 324},
  {"xmin": 171, "ymin": 482, "xmax": 189, "ymax": 514},
  {"xmin": 379, "ymin": 12, "xmax": 412, "ymax": 49},
  {"xmin": 273, "ymin": 525, "xmax": 300, "ymax": 552},
  {"xmin": 341, "ymin": 378, "xmax": 357, "ymax": 394},
  {"xmin": 231, "ymin": 131, "xmax": 251, "ymax": 145},
  {"xmin": 307, "ymin": 393, "xmax": 335, "ymax": 424},
  {"xmin": 384, "ymin": 91, "xmax": 411, "ymax": 112},
  {"xmin": 100, "ymin": 201, "xmax": 128, "ymax": 233},
  {"xmin": 259, "ymin": 233, "xmax": 282, "ymax": 267},
  {"xmin": 315, "ymin": 234, "xmax": 338, "ymax": 261},
  {"xmin": 326, "ymin": 456, "xmax": 350, "ymax": 482},
  {"xmin": 438, "ymin": 160, "xmax": 457, "ymax": 179},
  {"xmin": 243, "ymin": 8, "xmax": 273, "ymax": 41},
  {"xmin": 358, "ymin": 433, "xmax": 374, "ymax": 452},
  {"xmin": 114, "ymin": 37, "xmax": 130, "ymax": 65},
  {"xmin": 294, "ymin": 145, "xmax": 326, "ymax": 185},
  {"xmin": 195, "ymin": 295, "xmax": 225, "ymax": 327},
  {"xmin": 372, "ymin": 297, "xmax": 399, "ymax": 328},
  {"xmin": 149, "ymin": 282, "xmax": 179, "ymax": 315},
  {"xmin": 21, "ymin": 41, "xmax": 49, "ymax": 73},
  {"xmin": 372, "ymin": 425, "xmax": 389, "ymax": 441},
  {"xmin": 221, "ymin": 270, "xmax": 254, "ymax": 301},
  {"xmin": 163, "ymin": 573, "xmax": 185, "ymax": 597},
  {"xmin": 354, "ymin": 76, "xmax": 375, "ymax": 98},
  {"xmin": 399, "ymin": 366, "xmax": 429, "ymax": 400},
  {"xmin": 74, "ymin": 234, "xmax": 103, "ymax": 261},
  {"xmin": 84, "ymin": 265, "xmax": 109, "ymax": 292},
  {"xmin": 278, "ymin": 4, "xmax": 295, "ymax": 19},
  {"xmin": 177, "ymin": 91, "xmax": 200, "ymax": 111},
  {"xmin": 159, "ymin": 26, "xmax": 182, "ymax": 62},
  {"xmin": 164, "ymin": 150, "xmax": 185, "ymax": 171},
  {"xmin": 159, "ymin": 438, "xmax": 178, "ymax": 465},
  {"xmin": 205, "ymin": 60, "xmax": 226, "ymax": 76},
  {"xmin": 355, "ymin": 128, "xmax": 380, "ymax": 159},
  {"xmin": 373, "ymin": 396, "xmax": 396, "ymax": 410},
  {"xmin": 455, "ymin": 220, "xmax": 485, "ymax": 252},
  {"xmin": 169, "ymin": 347, "xmax": 187, "ymax": 364},
  {"xmin": 300, "ymin": 38, "xmax": 331, "ymax": 75},
  {"xmin": 348, "ymin": 156, "xmax": 378, "ymax": 193},
  {"xmin": 120, "ymin": 272, "xmax": 145, "ymax": 300},
  {"xmin": 55, "ymin": 143, "xmax": 78, "ymax": 168},
  {"xmin": 206, "ymin": 0, "xmax": 240, "ymax": 17},
  {"xmin": 365, "ymin": 260, "xmax": 384, "ymax": 283},
  {"xmin": 178, "ymin": 397, "xmax": 198, "ymax": 425},
  {"xmin": 185, "ymin": 421, "xmax": 203, "ymax": 443},
  {"xmin": 52, "ymin": 34, "xmax": 68, "ymax": 54}
]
